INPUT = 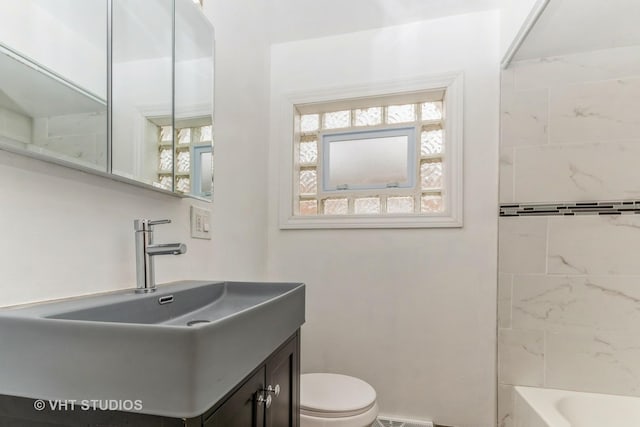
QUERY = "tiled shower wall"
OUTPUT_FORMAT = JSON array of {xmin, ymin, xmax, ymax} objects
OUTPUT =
[{"xmin": 497, "ymin": 45, "xmax": 640, "ymax": 427}]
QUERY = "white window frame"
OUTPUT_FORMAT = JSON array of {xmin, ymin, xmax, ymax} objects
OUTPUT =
[{"xmin": 277, "ymin": 72, "xmax": 464, "ymax": 229}]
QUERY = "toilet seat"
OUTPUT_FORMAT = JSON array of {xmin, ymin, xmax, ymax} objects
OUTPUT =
[
  {"xmin": 301, "ymin": 373, "xmax": 377, "ymax": 418},
  {"xmin": 301, "ymin": 402, "xmax": 377, "ymax": 418}
]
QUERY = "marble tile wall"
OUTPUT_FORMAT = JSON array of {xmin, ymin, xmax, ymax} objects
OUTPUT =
[
  {"xmin": 500, "ymin": 45, "xmax": 640, "ymax": 204},
  {"xmin": 498, "ymin": 45, "xmax": 640, "ymax": 427}
]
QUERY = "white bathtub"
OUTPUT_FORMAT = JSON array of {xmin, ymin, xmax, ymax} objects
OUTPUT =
[{"xmin": 514, "ymin": 386, "xmax": 640, "ymax": 427}]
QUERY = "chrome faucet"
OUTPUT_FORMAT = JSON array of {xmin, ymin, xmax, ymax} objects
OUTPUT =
[{"xmin": 134, "ymin": 219, "xmax": 187, "ymax": 293}]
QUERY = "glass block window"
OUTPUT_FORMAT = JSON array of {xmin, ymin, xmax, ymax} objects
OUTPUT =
[
  {"xmin": 158, "ymin": 147, "xmax": 173, "ymax": 172},
  {"xmin": 387, "ymin": 196, "xmax": 414, "ymax": 214},
  {"xmin": 354, "ymin": 107, "xmax": 382, "ymax": 127},
  {"xmin": 176, "ymin": 151, "xmax": 190, "ymax": 173},
  {"xmin": 176, "ymin": 176, "xmax": 190, "ymax": 193},
  {"xmin": 156, "ymin": 122, "xmax": 213, "ymax": 195},
  {"xmin": 299, "ymin": 169, "xmax": 317, "ymax": 195},
  {"xmin": 323, "ymin": 110, "xmax": 350, "ymax": 129},
  {"xmin": 387, "ymin": 104, "xmax": 416, "ymax": 124},
  {"xmin": 299, "ymin": 139, "xmax": 318, "ymax": 164},
  {"xmin": 301, "ymin": 114, "xmax": 319, "ymax": 132},
  {"xmin": 421, "ymin": 101, "xmax": 443, "ymax": 121},
  {"xmin": 160, "ymin": 126, "xmax": 173, "ymax": 142},
  {"xmin": 177, "ymin": 128, "xmax": 191, "ymax": 144},
  {"xmin": 292, "ymin": 90, "xmax": 447, "ymax": 219},
  {"xmin": 153, "ymin": 174, "xmax": 173, "ymax": 191},
  {"xmin": 354, "ymin": 197, "xmax": 381, "ymax": 214},
  {"xmin": 323, "ymin": 198, "xmax": 348, "ymax": 215}
]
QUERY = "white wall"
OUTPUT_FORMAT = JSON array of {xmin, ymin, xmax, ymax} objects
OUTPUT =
[
  {"xmin": 0, "ymin": 0, "xmax": 106, "ymax": 98},
  {"xmin": 0, "ymin": 0, "xmax": 271, "ymax": 307},
  {"xmin": 204, "ymin": 0, "xmax": 271, "ymax": 282},
  {"xmin": 111, "ymin": 57, "xmax": 172, "ymax": 181},
  {"xmin": 499, "ymin": 0, "xmax": 541, "ymax": 61},
  {"xmin": 111, "ymin": 56, "xmax": 214, "ymax": 181},
  {"xmin": 267, "ymin": 11, "xmax": 500, "ymax": 427}
]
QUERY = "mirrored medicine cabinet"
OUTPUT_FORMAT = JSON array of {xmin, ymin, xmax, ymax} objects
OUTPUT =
[{"xmin": 0, "ymin": 0, "xmax": 214, "ymax": 200}]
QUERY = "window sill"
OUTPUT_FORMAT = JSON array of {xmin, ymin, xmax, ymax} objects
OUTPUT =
[{"xmin": 279, "ymin": 213, "xmax": 462, "ymax": 229}]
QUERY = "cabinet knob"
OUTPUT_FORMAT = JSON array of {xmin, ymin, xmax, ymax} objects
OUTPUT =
[
  {"xmin": 265, "ymin": 384, "xmax": 280, "ymax": 397},
  {"xmin": 257, "ymin": 393, "xmax": 272, "ymax": 408}
]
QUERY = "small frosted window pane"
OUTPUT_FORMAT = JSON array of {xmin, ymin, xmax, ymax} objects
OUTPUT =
[
  {"xmin": 421, "ymin": 128, "xmax": 443, "ymax": 156},
  {"xmin": 299, "ymin": 200, "xmax": 318, "ymax": 216},
  {"xmin": 160, "ymin": 126, "xmax": 173, "ymax": 142},
  {"xmin": 200, "ymin": 152, "xmax": 213, "ymax": 194},
  {"xmin": 159, "ymin": 147, "xmax": 173, "ymax": 171},
  {"xmin": 421, "ymin": 102, "xmax": 443, "ymax": 121},
  {"xmin": 421, "ymin": 161, "xmax": 443, "ymax": 189},
  {"xmin": 299, "ymin": 169, "xmax": 317, "ymax": 195},
  {"xmin": 301, "ymin": 114, "xmax": 319, "ymax": 132},
  {"xmin": 177, "ymin": 151, "xmax": 190, "ymax": 173},
  {"xmin": 200, "ymin": 125, "xmax": 212, "ymax": 141},
  {"xmin": 354, "ymin": 107, "xmax": 382, "ymax": 126},
  {"xmin": 178, "ymin": 128, "xmax": 191, "ymax": 144},
  {"xmin": 354, "ymin": 197, "xmax": 380, "ymax": 214},
  {"xmin": 154, "ymin": 175, "xmax": 172, "ymax": 190},
  {"xmin": 328, "ymin": 135, "xmax": 409, "ymax": 189},
  {"xmin": 421, "ymin": 194, "xmax": 444, "ymax": 213},
  {"xmin": 323, "ymin": 198, "xmax": 348, "ymax": 215},
  {"xmin": 323, "ymin": 111, "xmax": 351, "ymax": 129},
  {"xmin": 387, "ymin": 104, "xmax": 416, "ymax": 124},
  {"xmin": 387, "ymin": 196, "xmax": 414, "ymax": 213},
  {"xmin": 299, "ymin": 140, "xmax": 318, "ymax": 164},
  {"xmin": 176, "ymin": 176, "xmax": 190, "ymax": 193}
]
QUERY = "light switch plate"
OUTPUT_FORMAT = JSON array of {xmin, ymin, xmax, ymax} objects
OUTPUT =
[{"xmin": 190, "ymin": 205, "xmax": 211, "ymax": 240}]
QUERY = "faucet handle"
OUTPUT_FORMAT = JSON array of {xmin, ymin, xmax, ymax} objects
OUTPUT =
[
  {"xmin": 134, "ymin": 219, "xmax": 171, "ymax": 231},
  {"xmin": 148, "ymin": 219, "xmax": 171, "ymax": 226}
]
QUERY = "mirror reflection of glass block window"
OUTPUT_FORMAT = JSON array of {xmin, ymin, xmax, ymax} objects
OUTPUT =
[
  {"xmin": 159, "ymin": 147, "xmax": 173, "ymax": 172},
  {"xmin": 160, "ymin": 126, "xmax": 173, "ymax": 142},
  {"xmin": 178, "ymin": 128, "xmax": 191, "ymax": 144},
  {"xmin": 156, "ymin": 122, "xmax": 212, "ymax": 196},
  {"xmin": 153, "ymin": 175, "xmax": 172, "ymax": 191},
  {"xmin": 176, "ymin": 176, "xmax": 190, "ymax": 193},
  {"xmin": 177, "ymin": 151, "xmax": 191, "ymax": 173},
  {"xmin": 200, "ymin": 125, "xmax": 212, "ymax": 142}
]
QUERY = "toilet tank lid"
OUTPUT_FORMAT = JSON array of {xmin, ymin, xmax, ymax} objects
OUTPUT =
[{"xmin": 301, "ymin": 373, "xmax": 377, "ymax": 413}]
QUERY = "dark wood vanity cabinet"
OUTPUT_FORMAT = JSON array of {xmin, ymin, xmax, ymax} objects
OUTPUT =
[
  {"xmin": 205, "ymin": 332, "xmax": 300, "ymax": 427},
  {"xmin": 265, "ymin": 333, "xmax": 299, "ymax": 427},
  {"xmin": 0, "ymin": 331, "xmax": 300, "ymax": 427},
  {"xmin": 204, "ymin": 367, "xmax": 266, "ymax": 427}
]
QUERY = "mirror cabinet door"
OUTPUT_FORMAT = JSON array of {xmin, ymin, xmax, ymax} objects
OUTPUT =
[
  {"xmin": 0, "ymin": 0, "xmax": 213, "ymax": 200},
  {"xmin": 0, "ymin": 0, "xmax": 108, "ymax": 171},
  {"xmin": 111, "ymin": 0, "xmax": 175, "ymax": 190},
  {"xmin": 174, "ymin": 0, "xmax": 214, "ymax": 199}
]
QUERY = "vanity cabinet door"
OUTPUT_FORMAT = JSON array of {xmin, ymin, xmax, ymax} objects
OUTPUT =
[
  {"xmin": 204, "ymin": 367, "xmax": 265, "ymax": 427},
  {"xmin": 265, "ymin": 334, "xmax": 300, "ymax": 427}
]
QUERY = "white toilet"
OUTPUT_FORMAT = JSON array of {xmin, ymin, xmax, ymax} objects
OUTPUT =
[{"xmin": 300, "ymin": 373, "xmax": 379, "ymax": 427}]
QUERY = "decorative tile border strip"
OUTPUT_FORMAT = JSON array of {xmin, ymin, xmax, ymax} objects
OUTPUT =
[{"xmin": 500, "ymin": 201, "xmax": 640, "ymax": 217}]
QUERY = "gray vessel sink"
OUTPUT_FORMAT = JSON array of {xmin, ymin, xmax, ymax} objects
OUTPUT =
[{"xmin": 0, "ymin": 281, "xmax": 305, "ymax": 418}]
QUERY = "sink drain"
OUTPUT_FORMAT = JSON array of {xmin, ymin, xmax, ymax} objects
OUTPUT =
[{"xmin": 186, "ymin": 320, "xmax": 210, "ymax": 326}]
